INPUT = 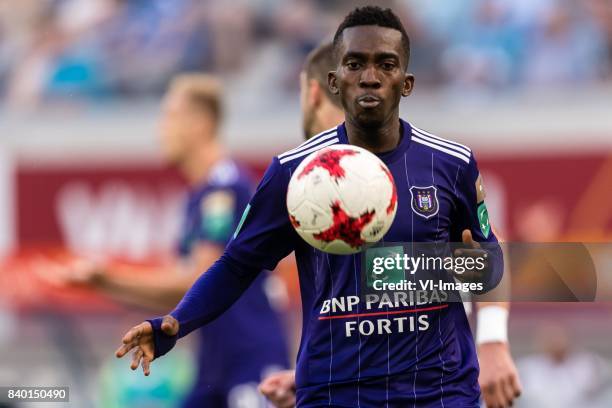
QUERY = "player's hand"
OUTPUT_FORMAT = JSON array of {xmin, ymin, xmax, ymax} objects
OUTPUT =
[
  {"xmin": 453, "ymin": 229, "xmax": 489, "ymax": 282},
  {"xmin": 65, "ymin": 258, "xmax": 106, "ymax": 286},
  {"xmin": 478, "ymin": 342, "xmax": 522, "ymax": 408},
  {"xmin": 33, "ymin": 256, "xmax": 106, "ymax": 288},
  {"xmin": 259, "ymin": 370, "xmax": 296, "ymax": 408},
  {"xmin": 115, "ymin": 316, "xmax": 179, "ymax": 376}
]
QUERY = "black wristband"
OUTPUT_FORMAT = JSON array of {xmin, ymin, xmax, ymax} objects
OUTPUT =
[{"xmin": 146, "ymin": 317, "xmax": 178, "ymax": 359}]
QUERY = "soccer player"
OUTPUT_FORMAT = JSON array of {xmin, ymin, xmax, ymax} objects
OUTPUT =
[
  {"xmin": 259, "ymin": 43, "xmax": 521, "ymax": 408},
  {"xmin": 117, "ymin": 7, "xmax": 509, "ymax": 406},
  {"xmin": 53, "ymin": 74, "xmax": 289, "ymax": 407}
]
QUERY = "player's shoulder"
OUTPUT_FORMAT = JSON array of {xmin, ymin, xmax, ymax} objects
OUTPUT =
[
  {"xmin": 275, "ymin": 126, "xmax": 341, "ymax": 170},
  {"xmin": 208, "ymin": 158, "xmax": 253, "ymax": 190},
  {"xmin": 409, "ymin": 123, "xmax": 474, "ymax": 168}
]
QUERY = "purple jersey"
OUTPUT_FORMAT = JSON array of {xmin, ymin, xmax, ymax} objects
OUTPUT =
[
  {"xmin": 224, "ymin": 120, "xmax": 502, "ymax": 407},
  {"xmin": 178, "ymin": 159, "xmax": 289, "ymax": 406}
]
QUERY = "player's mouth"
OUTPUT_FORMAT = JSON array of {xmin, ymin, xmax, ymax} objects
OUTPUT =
[{"xmin": 357, "ymin": 94, "xmax": 381, "ymax": 109}]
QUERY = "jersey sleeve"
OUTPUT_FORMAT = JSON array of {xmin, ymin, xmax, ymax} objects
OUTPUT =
[
  {"xmin": 149, "ymin": 253, "xmax": 261, "ymax": 356},
  {"xmin": 225, "ymin": 156, "xmax": 298, "ymax": 271},
  {"xmin": 450, "ymin": 152, "xmax": 503, "ymax": 292}
]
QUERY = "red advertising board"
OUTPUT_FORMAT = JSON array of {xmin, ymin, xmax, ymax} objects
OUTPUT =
[{"xmin": 3, "ymin": 152, "xmax": 611, "ymax": 311}]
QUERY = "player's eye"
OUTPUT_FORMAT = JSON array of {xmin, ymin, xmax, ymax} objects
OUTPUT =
[
  {"xmin": 381, "ymin": 62, "xmax": 396, "ymax": 71},
  {"xmin": 346, "ymin": 61, "xmax": 361, "ymax": 70}
]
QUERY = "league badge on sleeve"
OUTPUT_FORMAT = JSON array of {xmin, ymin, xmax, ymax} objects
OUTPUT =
[
  {"xmin": 201, "ymin": 190, "xmax": 235, "ymax": 241},
  {"xmin": 409, "ymin": 186, "xmax": 439, "ymax": 219},
  {"xmin": 477, "ymin": 202, "xmax": 491, "ymax": 238},
  {"xmin": 475, "ymin": 173, "xmax": 490, "ymax": 238}
]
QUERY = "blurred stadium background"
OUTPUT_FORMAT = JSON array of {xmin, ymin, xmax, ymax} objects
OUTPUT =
[{"xmin": 0, "ymin": 0, "xmax": 611, "ymax": 407}]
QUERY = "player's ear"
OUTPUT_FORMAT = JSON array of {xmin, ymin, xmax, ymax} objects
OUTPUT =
[
  {"xmin": 328, "ymin": 71, "xmax": 339, "ymax": 95},
  {"xmin": 401, "ymin": 73, "xmax": 415, "ymax": 97},
  {"xmin": 309, "ymin": 79, "xmax": 322, "ymax": 107}
]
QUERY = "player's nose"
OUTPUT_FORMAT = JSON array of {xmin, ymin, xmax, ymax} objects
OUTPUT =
[{"xmin": 359, "ymin": 66, "xmax": 381, "ymax": 88}]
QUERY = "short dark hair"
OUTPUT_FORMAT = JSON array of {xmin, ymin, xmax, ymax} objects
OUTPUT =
[
  {"xmin": 304, "ymin": 43, "xmax": 342, "ymax": 108},
  {"xmin": 332, "ymin": 6, "xmax": 411, "ymax": 69}
]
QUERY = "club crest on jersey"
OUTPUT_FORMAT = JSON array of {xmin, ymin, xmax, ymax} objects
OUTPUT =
[{"xmin": 410, "ymin": 186, "xmax": 439, "ymax": 219}]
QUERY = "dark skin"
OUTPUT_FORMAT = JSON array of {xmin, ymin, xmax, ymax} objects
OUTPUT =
[{"xmin": 328, "ymin": 25, "xmax": 413, "ymax": 153}]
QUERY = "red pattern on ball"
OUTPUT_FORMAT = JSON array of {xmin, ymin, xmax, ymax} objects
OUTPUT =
[
  {"xmin": 289, "ymin": 215, "xmax": 301, "ymax": 228},
  {"xmin": 298, "ymin": 148, "xmax": 358, "ymax": 180},
  {"xmin": 313, "ymin": 200, "xmax": 375, "ymax": 248}
]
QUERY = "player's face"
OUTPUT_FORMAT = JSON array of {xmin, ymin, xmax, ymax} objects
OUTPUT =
[
  {"xmin": 330, "ymin": 26, "xmax": 413, "ymax": 128},
  {"xmin": 159, "ymin": 91, "xmax": 213, "ymax": 164}
]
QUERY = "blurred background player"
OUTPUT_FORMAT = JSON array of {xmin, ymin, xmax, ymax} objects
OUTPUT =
[
  {"xmin": 40, "ymin": 74, "xmax": 289, "ymax": 408},
  {"xmin": 259, "ymin": 42, "xmax": 521, "ymax": 408}
]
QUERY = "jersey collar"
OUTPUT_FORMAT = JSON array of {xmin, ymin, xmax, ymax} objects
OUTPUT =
[{"xmin": 337, "ymin": 119, "xmax": 412, "ymax": 165}]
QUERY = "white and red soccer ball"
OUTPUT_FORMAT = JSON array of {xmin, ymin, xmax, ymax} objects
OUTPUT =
[{"xmin": 286, "ymin": 144, "xmax": 398, "ymax": 255}]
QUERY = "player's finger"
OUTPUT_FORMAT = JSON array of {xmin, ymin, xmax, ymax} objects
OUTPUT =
[
  {"xmin": 122, "ymin": 324, "xmax": 144, "ymax": 344},
  {"xmin": 494, "ymin": 379, "xmax": 508, "ymax": 408},
  {"xmin": 142, "ymin": 356, "xmax": 151, "ymax": 376},
  {"xmin": 260, "ymin": 378, "xmax": 295, "ymax": 407},
  {"xmin": 481, "ymin": 384, "xmax": 494, "ymax": 407},
  {"xmin": 115, "ymin": 339, "xmax": 138, "ymax": 358},
  {"xmin": 258, "ymin": 377, "xmax": 278, "ymax": 395},
  {"xmin": 117, "ymin": 327, "xmax": 143, "ymax": 357},
  {"xmin": 509, "ymin": 372, "xmax": 522, "ymax": 398},
  {"xmin": 130, "ymin": 348, "xmax": 143, "ymax": 370},
  {"xmin": 482, "ymin": 382, "xmax": 503, "ymax": 408},
  {"xmin": 142, "ymin": 345, "xmax": 155, "ymax": 361},
  {"xmin": 501, "ymin": 377, "xmax": 517, "ymax": 407}
]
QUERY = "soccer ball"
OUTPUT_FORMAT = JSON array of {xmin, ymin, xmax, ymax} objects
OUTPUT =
[{"xmin": 286, "ymin": 144, "xmax": 398, "ymax": 255}]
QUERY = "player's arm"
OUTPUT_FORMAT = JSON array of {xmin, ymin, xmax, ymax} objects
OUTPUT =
[
  {"xmin": 475, "ymin": 242, "xmax": 522, "ymax": 408},
  {"xmin": 476, "ymin": 301, "xmax": 522, "ymax": 408},
  {"xmin": 117, "ymin": 157, "xmax": 297, "ymax": 372},
  {"xmin": 450, "ymin": 154, "xmax": 504, "ymax": 293},
  {"xmin": 41, "ymin": 185, "xmax": 248, "ymax": 311},
  {"xmin": 118, "ymin": 253, "xmax": 269, "ymax": 375},
  {"xmin": 84, "ymin": 243, "xmax": 223, "ymax": 311}
]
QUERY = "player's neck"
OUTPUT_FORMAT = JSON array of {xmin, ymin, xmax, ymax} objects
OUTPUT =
[
  {"xmin": 181, "ymin": 141, "xmax": 224, "ymax": 186},
  {"xmin": 344, "ymin": 111, "xmax": 401, "ymax": 154},
  {"xmin": 313, "ymin": 103, "xmax": 344, "ymax": 134}
]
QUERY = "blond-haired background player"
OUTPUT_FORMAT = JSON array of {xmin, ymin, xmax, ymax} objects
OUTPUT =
[{"xmin": 41, "ymin": 74, "xmax": 289, "ymax": 408}]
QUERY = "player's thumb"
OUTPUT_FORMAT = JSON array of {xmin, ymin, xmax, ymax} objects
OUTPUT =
[
  {"xmin": 462, "ymin": 229, "xmax": 479, "ymax": 248},
  {"xmin": 160, "ymin": 315, "xmax": 179, "ymax": 336}
]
